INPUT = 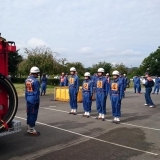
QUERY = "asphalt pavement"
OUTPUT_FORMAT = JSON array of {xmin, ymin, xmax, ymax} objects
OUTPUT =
[{"xmin": 1, "ymin": 89, "xmax": 160, "ymax": 160}]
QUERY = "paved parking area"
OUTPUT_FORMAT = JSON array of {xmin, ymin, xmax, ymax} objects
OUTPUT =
[{"xmin": 1, "ymin": 90, "xmax": 160, "ymax": 160}]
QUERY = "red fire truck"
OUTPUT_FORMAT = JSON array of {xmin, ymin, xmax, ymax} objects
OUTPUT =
[{"xmin": 0, "ymin": 33, "xmax": 21, "ymax": 137}]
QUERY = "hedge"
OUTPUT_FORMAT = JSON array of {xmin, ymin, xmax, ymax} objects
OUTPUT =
[{"xmin": 11, "ymin": 78, "xmax": 84, "ymax": 86}]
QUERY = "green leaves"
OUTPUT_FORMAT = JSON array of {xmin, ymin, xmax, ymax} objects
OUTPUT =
[
  {"xmin": 18, "ymin": 46, "xmax": 61, "ymax": 76},
  {"xmin": 140, "ymin": 47, "xmax": 160, "ymax": 76},
  {"xmin": 8, "ymin": 50, "xmax": 23, "ymax": 76}
]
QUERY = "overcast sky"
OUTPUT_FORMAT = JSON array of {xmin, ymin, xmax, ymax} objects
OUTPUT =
[{"xmin": 1, "ymin": 0, "xmax": 160, "ymax": 67}]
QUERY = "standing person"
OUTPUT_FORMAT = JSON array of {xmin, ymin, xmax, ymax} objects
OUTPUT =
[
  {"xmin": 142, "ymin": 72, "xmax": 155, "ymax": 108},
  {"xmin": 106, "ymin": 73, "xmax": 110, "ymax": 96},
  {"xmin": 91, "ymin": 73, "xmax": 97, "ymax": 83},
  {"xmin": 25, "ymin": 66, "xmax": 40, "ymax": 134},
  {"xmin": 82, "ymin": 72, "xmax": 93, "ymax": 118},
  {"xmin": 133, "ymin": 76, "xmax": 137, "ymax": 93},
  {"xmin": 106, "ymin": 73, "xmax": 110, "ymax": 82},
  {"xmin": 64, "ymin": 73, "xmax": 69, "ymax": 86},
  {"xmin": 110, "ymin": 70, "xmax": 123, "ymax": 124},
  {"xmin": 94, "ymin": 68, "xmax": 109, "ymax": 121},
  {"xmin": 41, "ymin": 73, "xmax": 48, "ymax": 96},
  {"xmin": 68, "ymin": 67, "xmax": 79, "ymax": 115},
  {"xmin": 137, "ymin": 76, "xmax": 141, "ymax": 94},
  {"xmin": 119, "ymin": 73, "xmax": 125, "ymax": 98},
  {"xmin": 152, "ymin": 75, "xmax": 160, "ymax": 94},
  {"xmin": 60, "ymin": 72, "xmax": 65, "ymax": 86},
  {"xmin": 123, "ymin": 74, "xmax": 128, "ymax": 97}
]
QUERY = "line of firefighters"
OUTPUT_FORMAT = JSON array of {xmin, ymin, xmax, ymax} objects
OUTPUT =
[
  {"xmin": 60, "ymin": 67, "xmax": 128, "ymax": 124},
  {"xmin": 24, "ymin": 66, "xmax": 155, "ymax": 135}
]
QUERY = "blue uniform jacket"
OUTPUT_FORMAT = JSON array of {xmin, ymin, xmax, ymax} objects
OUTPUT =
[
  {"xmin": 110, "ymin": 78, "xmax": 124, "ymax": 100},
  {"xmin": 94, "ymin": 76, "xmax": 108, "ymax": 96},
  {"xmin": 25, "ymin": 75, "xmax": 40, "ymax": 104},
  {"xmin": 133, "ymin": 77, "xmax": 140, "ymax": 84},
  {"xmin": 124, "ymin": 77, "xmax": 128, "ymax": 88},
  {"xmin": 155, "ymin": 77, "xmax": 160, "ymax": 85},
  {"xmin": 64, "ymin": 76, "xmax": 69, "ymax": 86},
  {"xmin": 41, "ymin": 77, "xmax": 47, "ymax": 84},
  {"xmin": 68, "ymin": 75, "xmax": 79, "ymax": 93},
  {"xmin": 82, "ymin": 79, "xmax": 93, "ymax": 95},
  {"xmin": 119, "ymin": 77, "xmax": 125, "ymax": 89}
]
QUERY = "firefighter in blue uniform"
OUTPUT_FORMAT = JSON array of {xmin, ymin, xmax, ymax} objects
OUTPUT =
[
  {"xmin": 41, "ymin": 73, "xmax": 48, "ymax": 96},
  {"xmin": 123, "ymin": 74, "xmax": 128, "ymax": 97},
  {"xmin": 133, "ymin": 76, "xmax": 137, "ymax": 93},
  {"xmin": 94, "ymin": 68, "xmax": 109, "ymax": 121},
  {"xmin": 68, "ymin": 67, "xmax": 79, "ymax": 115},
  {"xmin": 142, "ymin": 72, "xmax": 155, "ymax": 108},
  {"xmin": 119, "ymin": 73, "xmax": 125, "ymax": 98},
  {"xmin": 82, "ymin": 72, "xmax": 93, "ymax": 118},
  {"xmin": 25, "ymin": 66, "xmax": 40, "ymax": 134},
  {"xmin": 64, "ymin": 73, "xmax": 69, "ymax": 86},
  {"xmin": 106, "ymin": 73, "xmax": 110, "ymax": 96},
  {"xmin": 137, "ymin": 75, "xmax": 141, "ymax": 93},
  {"xmin": 152, "ymin": 75, "xmax": 160, "ymax": 94},
  {"xmin": 110, "ymin": 70, "xmax": 123, "ymax": 124}
]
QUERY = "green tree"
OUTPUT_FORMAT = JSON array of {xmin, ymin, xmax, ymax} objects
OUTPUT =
[
  {"xmin": 65, "ymin": 62, "xmax": 85, "ymax": 76},
  {"xmin": 90, "ymin": 61, "xmax": 112, "ymax": 75},
  {"xmin": 111, "ymin": 63, "xmax": 128, "ymax": 74},
  {"xmin": 140, "ymin": 47, "xmax": 160, "ymax": 75},
  {"xmin": 127, "ymin": 67, "xmax": 143, "ymax": 78},
  {"xmin": 18, "ymin": 46, "xmax": 61, "ymax": 76},
  {"xmin": 8, "ymin": 50, "xmax": 23, "ymax": 77}
]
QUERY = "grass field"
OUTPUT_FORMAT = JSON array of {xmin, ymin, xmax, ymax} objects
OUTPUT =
[{"xmin": 13, "ymin": 83, "xmax": 55, "ymax": 97}]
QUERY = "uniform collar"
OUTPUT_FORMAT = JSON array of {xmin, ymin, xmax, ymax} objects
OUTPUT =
[{"xmin": 114, "ymin": 78, "xmax": 119, "ymax": 82}]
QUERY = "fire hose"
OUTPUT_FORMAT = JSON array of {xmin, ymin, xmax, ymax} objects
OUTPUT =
[{"xmin": 0, "ymin": 74, "xmax": 18, "ymax": 130}]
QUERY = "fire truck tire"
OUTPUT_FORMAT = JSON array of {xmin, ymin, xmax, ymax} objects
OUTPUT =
[{"xmin": 0, "ymin": 74, "xmax": 18, "ymax": 129}]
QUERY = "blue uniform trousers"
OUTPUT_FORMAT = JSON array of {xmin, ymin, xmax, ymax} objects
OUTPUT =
[
  {"xmin": 145, "ymin": 88, "xmax": 154, "ymax": 105},
  {"xmin": 60, "ymin": 82, "xmax": 64, "ymax": 86},
  {"xmin": 82, "ymin": 92, "xmax": 92, "ymax": 112},
  {"xmin": 153, "ymin": 85, "xmax": 159, "ymax": 93},
  {"xmin": 136, "ymin": 84, "xmax": 141, "ymax": 93},
  {"xmin": 134, "ymin": 84, "xmax": 137, "ymax": 93},
  {"xmin": 69, "ymin": 87, "xmax": 78, "ymax": 109},
  {"xmin": 41, "ymin": 83, "xmax": 47, "ymax": 94},
  {"xmin": 26, "ymin": 102, "xmax": 39, "ymax": 127},
  {"xmin": 111, "ymin": 95, "xmax": 121, "ymax": 117},
  {"xmin": 96, "ymin": 91, "xmax": 106, "ymax": 114}
]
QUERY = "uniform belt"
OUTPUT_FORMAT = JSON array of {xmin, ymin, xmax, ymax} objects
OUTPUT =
[
  {"xmin": 83, "ymin": 91, "xmax": 90, "ymax": 93},
  {"xmin": 96, "ymin": 91, "xmax": 105, "ymax": 92},
  {"xmin": 69, "ymin": 86, "xmax": 75, "ymax": 88}
]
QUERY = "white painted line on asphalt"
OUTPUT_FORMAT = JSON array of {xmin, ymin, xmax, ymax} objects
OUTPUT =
[
  {"xmin": 15, "ymin": 116, "xmax": 158, "ymax": 156},
  {"xmin": 42, "ymin": 107, "xmax": 160, "ymax": 131},
  {"xmin": 48, "ymin": 106, "xmax": 57, "ymax": 108}
]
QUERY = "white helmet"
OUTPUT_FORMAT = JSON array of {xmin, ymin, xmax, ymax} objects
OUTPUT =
[
  {"xmin": 112, "ymin": 70, "xmax": 119, "ymax": 75},
  {"xmin": 70, "ymin": 67, "xmax": 76, "ymax": 72},
  {"xmin": 84, "ymin": 72, "xmax": 90, "ymax": 77},
  {"xmin": 106, "ymin": 73, "xmax": 109, "ymax": 75},
  {"xmin": 30, "ymin": 66, "xmax": 40, "ymax": 73},
  {"xmin": 97, "ymin": 68, "xmax": 104, "ymax": 73},
  {"xmin": 124, "ymin": 74, "xmax": 126, "ymax": 76}
]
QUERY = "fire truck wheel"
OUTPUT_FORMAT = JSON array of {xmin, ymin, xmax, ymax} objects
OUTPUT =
[{"xmin": 0, "ymin": 74, "xmax": 18, "ymax": 129}]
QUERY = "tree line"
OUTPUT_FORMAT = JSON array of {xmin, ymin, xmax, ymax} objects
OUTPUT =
[{"xmin": 8, "ymin": 46, "xmax": 160, "ymax": 78}]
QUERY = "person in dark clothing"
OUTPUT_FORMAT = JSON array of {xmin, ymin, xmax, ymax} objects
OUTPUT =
[{"xmin": 142, "ymin": 72, "xmax": 155, "ymax": 108}]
